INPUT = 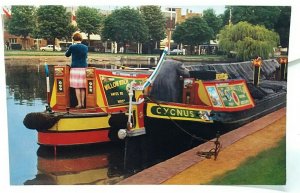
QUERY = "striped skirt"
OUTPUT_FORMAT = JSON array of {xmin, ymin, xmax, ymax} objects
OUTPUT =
[{"xmin": 70, "ymin": 68, "xmax": 86, "ymax": 88}]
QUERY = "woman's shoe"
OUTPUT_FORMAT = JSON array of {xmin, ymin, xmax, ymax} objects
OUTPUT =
[{"xmin": 75, "ymin": 105, "xmax": 82, "ymax": 109}]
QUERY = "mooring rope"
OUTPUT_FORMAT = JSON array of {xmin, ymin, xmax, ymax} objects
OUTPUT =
[
  {"xmin": 145, "ymin": 96, "xmax": 217, "ymax": 143},
  {"xmin": 145, "ymin": 96, "xmax": 222, "ymax": 160}
]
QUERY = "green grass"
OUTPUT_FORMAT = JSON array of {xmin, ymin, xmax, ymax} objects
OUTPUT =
[
  {"xmin": 208, "ymin": 137, "xmax": 286, "ymax": 185},
  {"xmin": 4, "ymin": 50, "xmax": 228, "ymax": 60},
  {"xmin": 4, "ymin": 50, "xmax": 65, "ymax": 56}
]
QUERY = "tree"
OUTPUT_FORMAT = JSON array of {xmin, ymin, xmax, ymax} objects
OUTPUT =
[
  {"xmin": 7, "ymin": 6, "xmax": 36, "ymax": 50},
  {"xmin": 222, "ymin": 6, "xmax": 281, "ymax": 30},
  {"xmin": 140, "ymin": 5, "xmax": 166, "ymax": 53},
  {"xmin": 274, "ymin": 6, "xmax": 291, "ymax": 48},
  {"xmin": 101, "ymin": 6, "xmax": 148, "ymax": 52},
  {"xmin": 172, "ymin": 16, "xmax": 214, "ymax": 54},
  {"xmin": 218, "ymin": 21, "xmax": 280, "ymax": 61},
  {"xmin": 36, "ymin": 5, "xmax": 73, "ymax": 51},
  {"xmin": 221, "ymin": 6, "xmax": 290, "ymax": 50},
  {"xmin": 76, "ymin": 6, "xmax": 103, "ymax": 46},
  {"xmin": 63, "ymin": 24, "xmax": 77, "ymax": 42},
  {"xmin": 202, "ymin": 8, "xmax": 222, "ymax": 38}
]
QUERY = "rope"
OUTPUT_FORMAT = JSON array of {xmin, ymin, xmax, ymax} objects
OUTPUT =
[{"xmin": 196, "ymin": 134, "xmax": 222, "ymax": 160}]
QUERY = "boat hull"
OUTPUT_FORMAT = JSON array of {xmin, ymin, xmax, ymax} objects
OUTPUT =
[
  {"xmin": 38, "ymin": 129, "xmax": 110, "ymax": 146},
  {"xmin": 212, "ymin": 92, "xmax": 286, "ymax": 129},
  {"xmin": 25, "ymin": 112, "xmax": 112, "ymax": 146},
  {"xmin": 144, "ymin": 91, "xmax": 286, "ymax": 159}
]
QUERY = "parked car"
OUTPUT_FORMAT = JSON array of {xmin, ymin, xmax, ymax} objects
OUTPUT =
[
  {"xmin": 40, "ymin": 45, "xmax": 61, "ymax": 51},
  {"xmin": 169, "ymin": 49, "xmax": 183, "ymax": 55}
]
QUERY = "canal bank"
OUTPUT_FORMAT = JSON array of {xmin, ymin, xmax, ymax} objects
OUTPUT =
[
  {"xmin": 118, "ymin": 107, "xmax": 286, "ymax": 185},
  {"xmin": 4, "ymin": 52, "xmax": 232, "ymax": 66}
]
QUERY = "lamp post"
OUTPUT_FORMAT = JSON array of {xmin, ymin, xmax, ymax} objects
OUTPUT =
[
  {"xmin": 168, "ymin": 9, "xmax": 172, "ymax": 52},
  {"xmin": 167, "ymin": 8, "xmax": 174, "ymax": 54}
]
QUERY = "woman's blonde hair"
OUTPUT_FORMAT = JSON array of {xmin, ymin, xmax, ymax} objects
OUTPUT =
[{"xmin": 73, "ymin": 32, "xmax": 83, "ymax": 41}]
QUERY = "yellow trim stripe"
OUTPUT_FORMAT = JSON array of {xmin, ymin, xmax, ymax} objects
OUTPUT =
[
  {"xmin": 49, "ymin": 116, "xmax": 110, "ymax": 131},
  {"xmin": 50, "ymin": 81, "xmax": 57, "ymax": 108}
]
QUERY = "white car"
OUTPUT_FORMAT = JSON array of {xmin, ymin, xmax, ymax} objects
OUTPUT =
[
  {"xmin": 169, "ymin": 49, "xmax": 183, "ymax": 55},
  {"xmin": 40, "ymin": 45, "xmax": 61, "ymax": 51}
]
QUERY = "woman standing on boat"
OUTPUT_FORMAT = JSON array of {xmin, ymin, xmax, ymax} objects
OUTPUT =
[{"xmin": 65, "ymin": 32, "xmax": 88, "ymax": 108}]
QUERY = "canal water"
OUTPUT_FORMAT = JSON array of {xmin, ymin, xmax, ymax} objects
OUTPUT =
[{"xmin": 5, "ymin": 63, "xmax": 132, "ymax": 185}]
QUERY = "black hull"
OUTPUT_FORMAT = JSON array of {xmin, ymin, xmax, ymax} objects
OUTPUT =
[
  {"xmin": 144, "ymin": 92, "xmax": 286, "ymax": 160},
  {"xmin": 212, "ymin": 91, "xmax": 286, "ymax": 130}
]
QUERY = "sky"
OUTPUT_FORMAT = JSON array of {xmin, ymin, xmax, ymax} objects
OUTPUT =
[
  {"xmin": 2, "ymin": 4, "xmax": 226, "ymax": 16},
  {"xmin": 95, "ymin": 5, "xmax": 226, "ymax": 15}
]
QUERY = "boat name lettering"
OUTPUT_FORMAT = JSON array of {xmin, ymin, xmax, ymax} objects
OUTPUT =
[
  {"xmin": 104, "ymin": 79, "xmax": 129, "ymax": 90},
  {"xmin": 151, "ymin": 106, "xmax": 210, "ymax": 120},
  {"xmin": 154, "ymin": 106, "xmax": 195, "ymax": 117}
]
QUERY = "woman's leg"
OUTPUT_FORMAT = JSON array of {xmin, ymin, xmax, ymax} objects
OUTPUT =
[
  {"xmin": 80, "ymin": 88, "xmax": 86, "ymax": 108},
  {"xmin": 75, "ymin": 88, "xmax": 82, "ymax": 107}
]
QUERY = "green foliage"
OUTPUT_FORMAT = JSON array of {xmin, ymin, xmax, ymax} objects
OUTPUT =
[
  {"xmin": 274, "ymin": 6, "xmax": 291, "ymax": 48},
  {"xmin": 140, "ymin": 5, "xmax": 166, "ymax": 42},
  {"xmin": 101, "ymin": 7, "xmax": 148, "ymax": 44},
  {"xmin": 76, "ymin": 6, "xmax": 103, "ymax": 45},
  {"xmin": 209, "ymin": 137, "xmax": 286, "ymax": 185},
  {"xmin": 223, "ymin": 6, "xmax": 281, "ymax": 29},
  {"xmin": 218, "ymin": 22, "xmax": 279, "ymax": 61},
  {"xmin": 202, "ymin": 8, "xmax": 222, "ymax": 38},
  {"xmin": 221, "ymin": 6, "xmax": 290, "ymax": 48},
  {"xmin": 36, "ymin": 5, "xmax": 74, "ymax": 50},
  {"xmin": 7, "ymin": 6, "xmax": 36, "ymax": 38},
  {"xmin": 7, "ymin": 6, "xmax": 36, "ymax": 50},
  {"xmin": 64, "ymin": 22, "xmax": 77, "ymax": 41},
  {"xmin": 172, "ymin": 16, "xmax": 213, "ymax": 53}
]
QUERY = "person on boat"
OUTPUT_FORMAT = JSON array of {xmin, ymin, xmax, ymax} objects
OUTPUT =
[
  {"xmin": 65, "ymin": 32, "xmax": 88, "ymax": 108},
  {"xmin": 149, "ymin": 59, "xmax": 190, "ymax": 102}
]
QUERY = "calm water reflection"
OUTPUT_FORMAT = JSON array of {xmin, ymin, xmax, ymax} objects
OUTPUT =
[
  {"xmin": 5, "ymin": 63, "xmax": 128, "ymax": 185},
  {"xmin": 25, "ymin": 143, "xmax": 126, "ymax": 185}
]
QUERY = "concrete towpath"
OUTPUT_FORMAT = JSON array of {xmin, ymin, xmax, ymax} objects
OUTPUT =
[{"xmin": 118, "ymin": 108, "xmax": 286, "ymax": 184}]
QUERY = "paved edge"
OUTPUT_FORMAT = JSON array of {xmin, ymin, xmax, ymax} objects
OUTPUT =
[{"xmin": 117, "ymin": 107, "xmax": 286, "ymax": 185}]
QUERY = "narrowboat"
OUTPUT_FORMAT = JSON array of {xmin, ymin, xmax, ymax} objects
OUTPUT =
[
  {"xmin": 23, "ymin": 64, "xmax": 151, "ymax": 146},
  {"xmin": 23, "ymin": 48, "xmax": 287, "ymax": 151},
  {"xmin": 113, "ymin": 54, "xmax": 287, "ymax": 158}
]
